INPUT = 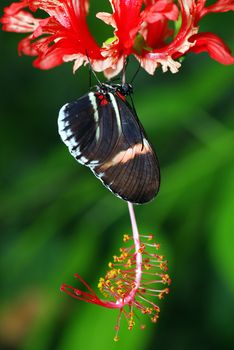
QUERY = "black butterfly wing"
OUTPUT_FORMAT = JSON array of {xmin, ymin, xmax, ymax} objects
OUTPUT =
[
  {"xmin": 58, "ymin": 92, "xmax": 120, "ymax": 166},
  {"xmin": 58, "ymin": 91, "xmax": 160, "ymax": 204},
  {"xmin": 92, "ymin": 93, "xmax": 160, "ymax": 203}
]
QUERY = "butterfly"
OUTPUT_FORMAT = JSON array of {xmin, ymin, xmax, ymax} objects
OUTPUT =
[{"xmin": 58, "ymin": 83, "xmax": 160, "ymax": 204}]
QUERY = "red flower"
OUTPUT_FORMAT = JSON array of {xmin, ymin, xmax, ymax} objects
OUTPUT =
[
  {"xmin": 1, "ymin": 0, "xmax": 233, "ymax": 77},
  {"xmin": 1, "ymin": 0, "xmax": 106, "ymax": 71},
  {"xmin": 61, "ymin": 233, "xmax": 171, "ymax": 341}
]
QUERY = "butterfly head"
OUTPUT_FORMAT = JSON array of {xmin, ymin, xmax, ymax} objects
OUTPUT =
[
  {"xmin": 95, "ymin": 82, "xmax": 133, "ymax": 97},
  {"xmin": 118, "ymin": 83, "xmax": 133, "ymax": 96}
]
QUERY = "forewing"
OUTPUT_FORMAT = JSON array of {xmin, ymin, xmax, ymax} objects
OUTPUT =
[{"xmin": 58, "ymin": 92, "xmax": 120, "ymax": 166}]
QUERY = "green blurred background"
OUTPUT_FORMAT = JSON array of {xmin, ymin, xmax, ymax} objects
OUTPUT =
[{"xmin": 1, "ymin": 1, "xmax": 234, "ymax": 349}]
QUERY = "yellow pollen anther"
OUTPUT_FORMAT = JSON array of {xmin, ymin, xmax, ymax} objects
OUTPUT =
[
  {"xmin": 158, "ymin": 291, "xmax": 165, "ymax": 300},
  {"xmin": 128, "ymin": 317, "xmax": 135, "ymax": 330},
  {"xmin": 125, "ymin": 258, "xmax": 132, "ymax": 267},
  {"xmin": 142, "ymin": 307, "xmax": 152, "ymax": 314},
  {"xmin": 105, "ymin": 279, "xmax": 111, "ymax": 287},
  {"xmin": 98, "ymin": 279, "xmax": 105, "ymax": 290},
  {"xmin": 119, "ymin": 247, "xmax": 126, "ymax": 253},
  {"xmin": 156, "ymin": 254, "xmax": 163, "ymax": 261},
  {"xmin": 106, "ymin": 269, "xmax": 118, "ymax": 279},
  {"xmin": 160, "ymin": 262, "xmax": 168, "ymax": 271},
  {"xmin": 144, "ymin": 263, "xmax": 151, "ymax": 270},
  {"xmin": 138, "ymin": 244, "xmax": 145, "ymax": 253},
  {"xmin": 151, "ymin": 314, "xmax": 159, "ymax": 323},
  {"xmin": 154, "ymin": 305, "xmax": 160, "ymax": 312},
  {"xmin": 123, "ymin": 234, "xmax": 130, "ymax": 242},
  {"xmin": 122, "ymin": 252, "xmax": 128, "ymax": 259},
  {"xmin": 117, "ymin": 289, "xmax": 124, "ymax": 296},
  {"xmin": 162, "ymin": 274, "xmax": 171, "ymax": 284},
  {"xmin": 116, "ymin": 280, "xmax": 123, "ymax": 286}
]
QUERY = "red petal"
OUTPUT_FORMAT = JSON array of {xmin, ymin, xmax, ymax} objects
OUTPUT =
[
  {"xmin": 189, "ymin": 32, "xmax": 234, "ymax": 65},
  {"xmin": 141, "ymin": 19, "xmax": 173, "ymax": 49},
  {"xmin": 108, "ymin": 0, "xmax": 144, "ymax": 52},
  {"xmin": 0, "ymin": 1, "xmax": 41, "ymax": 33},
  {"xmin": 198, "ymin": 0, "xmax": 234, "ymax": 19},
  {"xmin": 28, "ymin": 0, "xmax": 89, "ymax": 28},
  {"xmin": 61, "ymin": 274, "xmax": 117, "ymax": 309},
  {"xmin": 141, "ymin": 0, "xmax": 179, "ymax": 23},
  {"xmin": 29, "ymin": 0, "xmax": 101, "ymax": 57},
  {"xmin": 1, "ymin": 1, "xmax": 28, "ymax": 16},
  {"xmin": 98, "ymin": 0, "xmax": 144, "ymax": 78},
  {"xmin": 1, "ymin": 0, "xmax": 103, "ymax": 71},
  {"xmin": 141, "ymin": 0, "xmax": 198, "ymax": 74},
  {"xmin": 18, "ymin": 35, "xmax": 38, "ymax": 56}
]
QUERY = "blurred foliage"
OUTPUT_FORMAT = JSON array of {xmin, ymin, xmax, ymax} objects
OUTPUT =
[{"xmin": 0, "ymin": 1, "xmax": 234, "ymax": 350}]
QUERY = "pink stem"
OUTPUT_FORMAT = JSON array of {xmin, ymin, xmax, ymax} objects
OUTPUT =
[
  {"xmin": 100, "ymin": 202, "xmax": 143, "ymax": 308},
  {"xmin": 119, "ymin": 202, "xmax": 142, "ymax": 304}
]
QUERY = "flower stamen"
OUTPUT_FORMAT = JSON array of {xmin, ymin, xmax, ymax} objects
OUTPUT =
[{"xmin": 61, "ymin": 202, "xmax": 170, "ymax": 340}]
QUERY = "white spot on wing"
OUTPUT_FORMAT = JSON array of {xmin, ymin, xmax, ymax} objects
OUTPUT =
[
  {"xmin": 80, "ymin": 155, "xmax": 89, "ymax": 164},
  {"xmin": 88, "ymin": 92, "xmax": 100, "ymax": 142},
  {"xmin": 64, "ymin": 129, "xmax": 73, "ymax": 138},
  {"xmin": 58, "ymin": 103, "xmax": 74, "ymax": 148},
  {"xmin": 108, "ymin": 93, "xmax": 122, "ymax": 135},
  {"xmin": 73, "ymin": 148, "xmax": 81, "ymax": 157},
  {"xmin": 89, "ymin": 160, "xmax": 100, "ymax": 166},
  {"xmin": 58, "ymin": 104, "xmax": 70, "ymax": 130},
  {"xmin": 96, "ymin": 126, "xmax": 100, "ymax": 141},
  {"xmin": 143, "ymin": 138, "xmax": 150, "ymax": 148},
  {"xmin": 69, "ymin": 137, "xmax": 78, "ymax": 147},
  {"xmin": 58, "ymin": 103, "xmax": 80, "ymax": 156}
]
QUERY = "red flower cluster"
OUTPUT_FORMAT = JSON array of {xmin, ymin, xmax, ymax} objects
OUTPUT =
[{"xmin": 1, "ymin": 0, "xmax": 234, "ymax": 78}]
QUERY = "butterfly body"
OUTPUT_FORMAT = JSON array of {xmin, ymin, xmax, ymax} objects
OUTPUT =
[{"xmin": 58, "ymin": 83, "xmax": 160, "ymax": 204}]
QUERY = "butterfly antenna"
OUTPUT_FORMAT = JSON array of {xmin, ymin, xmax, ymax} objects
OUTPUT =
[
  {"xmin": 86, "ymin": 50, "xmax": 102, "ymax": 86},
  {"xmin": 88, "ymin": 62, "xmax": 92, "ymax": 89},
  {"xmin": 130, "ymin": 62, "xmax": 141, "ymax": 84},
  {"xmin": 129, "ymin": 94, "xmax": 144, "ymax": 150}
]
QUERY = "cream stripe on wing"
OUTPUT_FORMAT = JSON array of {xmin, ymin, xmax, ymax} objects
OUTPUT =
[
  {"xmin": 88, "ymin": 92, "xmax": 100, "ymax": 141},
  {"xmin": 108, "ymin": 92, "xmax": 122, "ymax": 135},
  {"xmin": 99, "ymin": 138, "xmax": 151, "ymax": 171}
]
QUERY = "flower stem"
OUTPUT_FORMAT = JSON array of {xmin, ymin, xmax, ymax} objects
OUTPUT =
[{"xmin": 124, "ymin": 202, "xmax": 142, "ymax": 303}]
